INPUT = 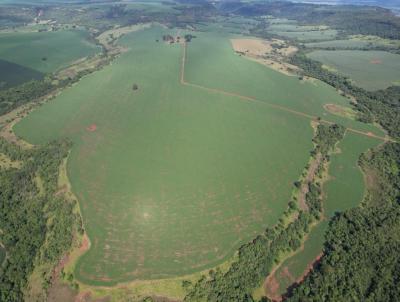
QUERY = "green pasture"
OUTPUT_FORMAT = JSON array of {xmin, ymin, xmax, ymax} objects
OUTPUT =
[
  {"xmin": 0, "ymin": 29, "xmax": 99, "ymax": 87},
  {"xmin": 15, "ymin": 26, "xmax": 382, "ymax": 286},
  {"xmin": 271, "ymin": 30, "xmax": 338, "ymax": 41},
  {"xmin": 307, "ymin": 50, "xmax": 400, "ymax": 90}
]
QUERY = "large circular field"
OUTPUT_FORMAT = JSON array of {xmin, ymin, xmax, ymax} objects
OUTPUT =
[{"xmin": 14, "ymin": 26, "xmax": 382, "ymax": 285}]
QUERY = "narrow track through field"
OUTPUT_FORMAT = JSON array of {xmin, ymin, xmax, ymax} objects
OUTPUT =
[{"xmin": 180, "ymin": 43, "xmax": 393, "ymax": 142}]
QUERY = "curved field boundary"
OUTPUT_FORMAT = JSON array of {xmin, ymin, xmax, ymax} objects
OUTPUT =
[{"xmin": 180, "ymin": 43, "xmax": 393, "ymax": 143}]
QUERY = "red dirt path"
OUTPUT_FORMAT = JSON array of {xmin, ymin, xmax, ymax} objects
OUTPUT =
[{"xmin": 265, "ymin": 270, "xmax": 282, "ymax": 302}]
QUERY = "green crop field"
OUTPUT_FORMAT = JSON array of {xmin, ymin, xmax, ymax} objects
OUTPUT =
[
  {"xmin": 307, "ymin": 50, "xmax": 400, "ymax": 90},
  {"xmin": 14, "ymin": 25, "xmax": 383, "ymax": 286},
  {"xmin": 0, "ymin": 29, "xmax": 99, "ymax": 88}
]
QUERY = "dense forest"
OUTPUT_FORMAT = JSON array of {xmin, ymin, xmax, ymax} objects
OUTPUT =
[
  {"xmin": 183, "ymin": 124, "xmax": 345, "ymax": 302},
  {"xmin": 0, "ymin": 138, "xmax": 81, "ymax": 301},
  {"xmin": 286, "ymin": 143, "xmax": 400, "ymax": 302}
]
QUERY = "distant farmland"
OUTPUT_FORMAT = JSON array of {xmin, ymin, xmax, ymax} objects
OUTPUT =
[
  {"xmin": 14, "ymin": 26, "xmax": 383, "ymax": 285},
  {"xmin": 307, "ymin": 50, "xmax": 400, "ymax": 90},
  {"xmin": 0, "ymin": 29, "xmax": 99, "ymax": 88},
  {"xmin": 266, "ymin": 20, "xmax": 338, "ymax": 42}
]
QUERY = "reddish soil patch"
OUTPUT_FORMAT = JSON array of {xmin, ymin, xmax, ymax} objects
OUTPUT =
[
  {"xmin": 280, "ymin": 266, "xmax": 295, "ymax": 284},
  {"xmin": 47, "ymin": 282, "xmax": 77, "ymax": 302},
  {"xmin": 265, "ymin": 272, "xmax": 282, "ymax": 302},
  {"xmin": 80, "ymin": 234, "xmax": 89, "ymax": 252},
  {"xmin": 86, "ymin": 124, "xmax": 97, "ymax": 132},
  {"xmin": 366, "ymin": 132, "xmax": 374, "ymax": 137},
  {"xmin": 370, "ymin": 59, "xmax": 382, "ymax": 64},
  {"xmin": 47, "ymin": 254, "xmax": 75, "ymax": 302}
]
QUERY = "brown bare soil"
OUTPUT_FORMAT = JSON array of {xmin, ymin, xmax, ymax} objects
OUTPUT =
[
  {"xmin": 264, "ymin": 267, "xmax": 282, "ymax": 302},
  {"xmin": 280, "ymin": 267, "xmax": 296, "ymax": 286},
  {"xmin": 231, "ymin": 38, "xmax": 274, "ymax": 56},
  {"xmin": 230, "ymin": 38, "xmax": 299, "ymax": 76},
  {"xmin": 47, "ymin": 281, "xmax": 77, "ymax": 302}
]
